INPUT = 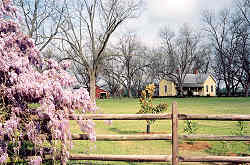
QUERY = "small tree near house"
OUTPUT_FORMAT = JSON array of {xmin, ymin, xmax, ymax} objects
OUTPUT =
[{"xmin": 137, "ymin": 84, "xmax": 168, "ymax": 133}]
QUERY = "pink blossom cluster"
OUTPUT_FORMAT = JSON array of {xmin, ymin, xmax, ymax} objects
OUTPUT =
[
  {"xmin": 0, "ymin": 0, "xmax": 17, "ymax": 18},
  {"xmin": 0, "ymin": 0, "xmax": 96, "ymax": 164}
]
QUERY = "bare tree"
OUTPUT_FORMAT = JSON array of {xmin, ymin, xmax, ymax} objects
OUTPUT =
[
  {"xmin": 72, "ymin": 63, "xmax": 90, "ymax": 90},
  {"xmin": 101, "ymin": 33, "xmax": 151, "ymax": 98},
  {"xmin": 193, "ymin": 45, "xmax": 212, "ymax": 74},
  {"xmin": 202, "ymin": 8, "xmax": 249, "ymax": 96},
  {"xmin": 115, "ymin": 32, "xmax": 141, "ymax": 97},
  {"xmin": 128, "ymin": 47, "xmax": 151, "ymax": 97},
  {"xmin": 236, "ymin": 0, "xmax": 250, "ymax": 25},
  {"xmin": 235, "ymin": 26, "xmax": 249, "ymax": 97},
  {"xmin": 145, "ymin": 48, "xmax": 165, "ymax": 83},
  {"xmin": 101, "ymin": 56, "xmax": 123, "ymax": 97},
  {"xmin": 14, "ymin": 0, "xmax": 66, "ymax": 51},
  {"xmin": 235, "ymin": 0, "xmax": 250, "ymax": 96},
  {"xmin": 114, "ymin": 33, "xmax": 150, "ymax": 97},
  {"xmin": 159, "ymin": 24, "xmax": 205, "ymax": 96},
  {"xmin": 59, "ymin": 0, "xmax": 142, "ymax": 101}
]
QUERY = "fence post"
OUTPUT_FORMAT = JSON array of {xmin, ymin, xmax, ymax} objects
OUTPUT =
[{"xmin": 172, "ymin": 102, "xmax": 179, "ymax": 165}]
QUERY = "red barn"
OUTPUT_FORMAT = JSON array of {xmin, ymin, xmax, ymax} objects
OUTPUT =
[{"xmin": 95, "ymin": 85, "xmax": 110, "ymax": 99}]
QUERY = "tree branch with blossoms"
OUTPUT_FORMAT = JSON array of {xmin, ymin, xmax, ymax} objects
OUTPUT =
[
  {"xmin": 137, "ymin": 84, "xmax": 168, "ymax": 134},
  {"xmin": 0, "ymin": 0, "xmax": 96, "ymax": 164}
]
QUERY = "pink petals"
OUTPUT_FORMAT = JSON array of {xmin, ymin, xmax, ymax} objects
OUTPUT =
[{"xmin": 0, "ymin": 0, "xmax": 96, "ymax": 163}]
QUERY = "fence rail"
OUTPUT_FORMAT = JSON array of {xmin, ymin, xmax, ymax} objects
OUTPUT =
[
  {"xmin": 67, "ymin": 102, "xmax": 250, "ymax": 165},
  {"xmin": 72, "ymin": 133, "xmax": 250, "ymax": 141},
  {"xmin": 69, "ymin": 113, "xmax": 250, "ymax": 121},
  {"xmin": 46, "ymin": 154, "xmax": 250, "ymax": 163}
]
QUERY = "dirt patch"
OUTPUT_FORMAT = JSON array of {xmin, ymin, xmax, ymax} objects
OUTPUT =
[
  {"xmin": 137, "ymin": 133, "xmax": 211, "ymax": 151},
  {"xmin": 179, "ymin": 141, "xmax": 211, "ymax": 151}
]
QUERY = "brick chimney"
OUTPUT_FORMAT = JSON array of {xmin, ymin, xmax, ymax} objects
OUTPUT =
[{"xmin": 194, "ymin": 69, "xmax": 198, "ymax": 74}]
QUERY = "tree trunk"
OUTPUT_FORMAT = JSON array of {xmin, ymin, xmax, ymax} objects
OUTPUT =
[
  {"xmin": 146, "ymin": 124, "xmax": 150, "ymax": 134},
  {"xmin": 127, "ymin": 77, "xmax": 132, "ymax": 98},
  {"xmin": 226, "ymin": 85, "xmax": 231, "ymax": 97},
  {"xmin": 179, "ymin": 85, "xmax": 184, "ymax": 97},
  {"xmin": 89, "ymin": 70, "xmax": 96, "ymax": 102},
  {"xmin": 216, "ymin": 80, "xmax": 221, "ymax": 96},
  {"xmin": 127, "ymin": 88, "xmax": 132, "ymax": 98},
  {"xmin": 244, "ymin": 83, "xmax": 249, "ymax": 97}
]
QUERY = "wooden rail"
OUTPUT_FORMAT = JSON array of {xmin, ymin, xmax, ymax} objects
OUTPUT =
[
  {"xmin": 72, "ymin": 133, "xmax": 250, "ymax": 141},
  {"xmin": 46, "ymin": 154, "xmax": 250, "ymax": 162},
  {"xmin": 69, "ymin": 113, "xmax": 250, "ymax": 121},
  {"xmin": 67, "ymin": 102, "xmax": 250, "ymax": 164}
]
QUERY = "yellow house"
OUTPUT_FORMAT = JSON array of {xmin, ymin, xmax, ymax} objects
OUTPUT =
[{"xmin": 159, "ymin": 74, "xmax": 216, "ymax": 96}]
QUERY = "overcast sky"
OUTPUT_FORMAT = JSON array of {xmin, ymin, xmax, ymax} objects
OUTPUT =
[{"xmin": 115, "ymin": 0, "xmax": 235, "ymax": 47}]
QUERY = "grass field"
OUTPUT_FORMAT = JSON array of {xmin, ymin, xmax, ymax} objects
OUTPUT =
[{"xmin": 69, "ymin": 97, "xmax": 250, "ymax": 165}]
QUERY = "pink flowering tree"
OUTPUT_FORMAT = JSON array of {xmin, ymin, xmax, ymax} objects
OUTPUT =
[{"xmin": 0, "ymin": 0, "xmax": 96, "ymax": 164}]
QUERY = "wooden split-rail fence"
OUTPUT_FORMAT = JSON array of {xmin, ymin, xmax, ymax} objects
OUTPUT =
[{"xmin": 62, "ymin": 102, "xmax": 250, "ymax": 164}]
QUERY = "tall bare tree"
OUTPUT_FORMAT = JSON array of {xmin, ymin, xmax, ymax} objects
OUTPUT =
[
  {"xmin": 14, "ymin": 0, "xmax": 66, "ymax": 51},
  {"xmin": 235, "ymin": 0, "xmax": 250, "ymax": 96},
  {"xmin": 72, "ymin": 63, "xmax": 90, "ymax": 90},
  {"xmin": 202, "ymin": 8, "xmax": 249, "ymax": 96},
  {"xmin": 236, "ymin": 26, "xmax": 250, "ymax": 96},
  {"xmin": 159, "ymin": 24, "xmax": 206, "ymax": 96},
  {"xmin": 145, "ymin": 48, "xmax": 165, "ymax": 83},
  {"xmin": 59, "ymin": 0, "xmax": 142, "ymax": 101},
  {"xmin": 236, "ymin": 0, "xmax": 250, "ymax": 25},
  {"xmin": 101, "ymin": 56, "xmax": 123, "ymax": 97},
  {"xmin": 101, "ymin": 33, "xmax": 149, "ymax": 98},
  {"xmin": 115, "ymin": 32, "xmax": 143, "ymax": 97}
]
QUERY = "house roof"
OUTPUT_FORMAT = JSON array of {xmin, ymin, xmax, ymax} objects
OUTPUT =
[
  {"xmin": 165, "ymin": 74, "xmax": 213, "ymax": 88},
  {"xmin": 184, "ymin": 74, "xmax": 209, "ymax": 83}
]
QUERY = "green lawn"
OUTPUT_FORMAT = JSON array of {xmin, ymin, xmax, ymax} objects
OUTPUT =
[{"xmin": 69, "ymin": 97, "xmax": 250, "ymax": 165}]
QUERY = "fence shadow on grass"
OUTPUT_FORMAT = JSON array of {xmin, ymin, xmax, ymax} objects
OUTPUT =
[{"xmin": 108, "ymin": 127, "xmax": 141, "ymax": 134}]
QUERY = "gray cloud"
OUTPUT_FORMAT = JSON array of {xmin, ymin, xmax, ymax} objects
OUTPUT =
[{"xmin": 116, "ymin": 0, "xmax": 234, "ymax": 47}]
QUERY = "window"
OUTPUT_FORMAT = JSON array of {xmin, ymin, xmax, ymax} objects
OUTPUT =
[
  {"xmin": 206, "ymin": 85, "xmax": 208, "ymax": 92},
  {"xmin": 165, "ymin": 85, "xmax": 168, "ymax": 94},
  {"xmin": 211, "ymin": 85, "xmax": 214, "ymax": 92}
]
